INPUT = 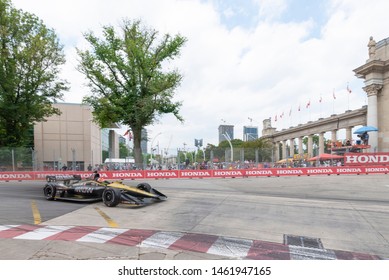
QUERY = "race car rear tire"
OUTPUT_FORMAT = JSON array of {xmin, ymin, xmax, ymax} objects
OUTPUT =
[
  {"xmin": 44, "ymin": 184, "xmax": 56, "ymax": 200},
  {"xmin": 102, "ymin": 188, "xmax": 121, "ymax": 207},
  {"xmin": 137, "ymin": 183, "xmax": 151, "ymax": 193}
]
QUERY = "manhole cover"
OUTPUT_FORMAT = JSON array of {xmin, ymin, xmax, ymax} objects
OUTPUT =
[{"xmin": 283, "ymin": 234, "xmax": 323, "ymax": 249}]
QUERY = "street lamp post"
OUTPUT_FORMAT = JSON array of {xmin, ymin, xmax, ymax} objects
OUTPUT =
[
  {"xmin": 223, "ymin": 133, "xmax": 233, "ymax": 162},
  {"xmin": 150, "ymin": 132, "xmax": 162, "ymax": 160}
]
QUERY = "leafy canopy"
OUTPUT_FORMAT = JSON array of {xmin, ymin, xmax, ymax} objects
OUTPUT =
[
  {"xmin": 77, "ymin": 20, "xmax": 187, "ymax": 129},
  {"xmin": 0, "ymin": 0, "xmax": 68, "ymax": 146}
]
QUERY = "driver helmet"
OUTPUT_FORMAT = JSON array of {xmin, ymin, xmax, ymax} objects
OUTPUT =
[{"xmin": 97, "ymin": 177, "xmax": 105, "ymax": 182}]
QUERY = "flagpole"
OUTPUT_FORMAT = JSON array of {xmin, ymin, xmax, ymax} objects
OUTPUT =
[
  {"xmin": 289, "ymin": 107, "xmax": 292, "ymax": 127},
  {"xmin": 306, "ymin": 100, "xmax": 311, "ymax": 123},
  {"xmin": 347, "ymin": 83, "xmax": 351, "ymax": 111},
  {"xmin": 333, "ymin": 100, "xmax": 335, "ymax": 115},
  {"xmin": 298, "ymin": 104, "xmax": 301, "ymax": 125},
  {"xmin": 320, "ymin": 94, "xmax": 322, "ymax": 118}
]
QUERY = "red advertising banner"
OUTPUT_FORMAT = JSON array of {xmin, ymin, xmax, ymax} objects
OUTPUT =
[
  {"xmin": 0, "ymin": 172, "xmax": 35, "ymax": 181},
  {"xmin": 213, "ymin": 170, "xmax": 246, "ymax": 178},
  {"xmin": 344, "ymin": 153, "xmax": 389, "ymax": 166},
  {"xmin": 144, "ymin": 170, "xmax": 179, "ymax": 179},
  {"xmin": 179, "ymin": 170, "xmax": 213, "ymax": 179},
  {"xmin": 0, "ymin": 167, "xmax": 388, "ymax": 181},
  {"xmin": 108, "ymin": 171, "xmax": 144, "ymax": 180}
]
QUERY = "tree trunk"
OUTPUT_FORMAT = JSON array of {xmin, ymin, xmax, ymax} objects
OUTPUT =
[{"xmin": 132, "ymin": 126, "xmax": 144, "ymax": 169}]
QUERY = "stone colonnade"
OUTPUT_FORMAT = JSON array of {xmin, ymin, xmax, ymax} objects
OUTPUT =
[
  {"xmin": 273, "ymin": 127, "xmax": 355, "ymax": 161},
  {"xmin": 261, "ymin": 106, "xmax": 367, "ymax": 162}
]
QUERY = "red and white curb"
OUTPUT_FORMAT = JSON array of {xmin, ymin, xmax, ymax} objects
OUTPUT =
[{"xmin": 0, "ymin": 225, "xmax": 381, "ymax": 260}]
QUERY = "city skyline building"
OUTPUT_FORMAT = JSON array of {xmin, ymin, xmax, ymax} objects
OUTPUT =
[
  {"xmin": 243, "ymin": 126, "xmax": 258, "ymax": 141},
  {"xmin": 218, "ymin": 124, "xmax": 234, "ymax": 144}
]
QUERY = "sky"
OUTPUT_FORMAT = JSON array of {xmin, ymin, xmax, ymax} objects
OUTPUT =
[{"xmin": 10, "ymin": 0, "xmax": 389, "ymax": 155}]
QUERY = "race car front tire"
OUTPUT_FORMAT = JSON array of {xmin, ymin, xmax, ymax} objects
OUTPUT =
[
  {"xmin": 102, "ymin": 188, "xmax": 121, "ymax": 207},
  {"xmin": 44, "ymin": 184, "xmax": 56, "ymax": 200},
  {"xmin": 137, "ymin": 183, "xmax": 152, "ymax": 193}
]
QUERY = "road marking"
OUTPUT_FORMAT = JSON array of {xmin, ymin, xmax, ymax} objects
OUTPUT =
[
  {"xmin": 94, "ymin": 207, "xmax": 118, "ymax": 228},
  {"xmin": 207, "ymin": 236, "xmax": 253, "ymax": 259},
  {"xmin": 14, "ymin": 225, "xmax": 74, "ymax": 240},
  {"xmin": 0, "ymin": 224, "xmax": 382, "ymax": 259},
  {"xmin": 289, "ymin": 246, "xmax": 336, "ymax": 260},
  {"xmin": 76, "ymin": 227, "xmax": 128, "ymax": 243},
  {"xmin": 141, "ymin": 231, "xmax": 184, "ymax": 249},
  {"xmin": 31, "ymin": 201, "xmax": 41, "ymax": 225}
]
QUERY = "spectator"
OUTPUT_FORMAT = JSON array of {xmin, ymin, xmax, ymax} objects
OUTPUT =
[{"xmin": 362, "ymin": 132, "xmax": 369, "ymax": 145}]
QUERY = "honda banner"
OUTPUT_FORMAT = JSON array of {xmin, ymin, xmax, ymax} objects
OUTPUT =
[
  {"xmin": 1, "ymin": 167, "xmax": 389, "ymax": 181},
  {"xmin": 344, "ymin": 153, "xmax": 389, "ymax": 166}
]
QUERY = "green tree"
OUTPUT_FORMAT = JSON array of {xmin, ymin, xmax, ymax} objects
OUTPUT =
[
  {"xmin": 0, "ymin": 0, "xmax": 68, "ymax": 146},
  {"xmin": 119, "ymin": 142, "xmax": 130, "ymax": 158},
  {"xmin": 77, "ymin": 19, "xmax": 186, "ymax": 168},
  {"xmin": 218, "ymin": 139, "xmax": 244, "ymax": 148},
  {"xmin": 242, "ymin": 138, "xmax": 273, "ymax": 162},
  {"xmin": 242, "ymin": 138, "xmax": 271, "ymax": 149}
]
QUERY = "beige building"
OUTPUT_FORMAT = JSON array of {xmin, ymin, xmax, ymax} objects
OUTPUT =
[
  {"xmin": 34, "ymin": 103, "xmax": 120, "ymax": 171},
  {"xmin": 354, "ymin": 36, "xmax": 389, "ymax": 152}
]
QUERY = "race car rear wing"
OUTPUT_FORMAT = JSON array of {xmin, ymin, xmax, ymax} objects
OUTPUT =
[{"xmin": 46, "ymin": 174, "xmax": 82, "ymax": 183}]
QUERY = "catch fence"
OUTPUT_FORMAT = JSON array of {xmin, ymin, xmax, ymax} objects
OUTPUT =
[{"xmin": 0, "ymin": 146, "xmax": 327, "ymax": 172}]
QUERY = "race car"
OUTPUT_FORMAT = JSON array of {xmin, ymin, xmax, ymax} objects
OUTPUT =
[{"xmin": 43, "ymin": 174, "xmax": 167, "ymax": 207}]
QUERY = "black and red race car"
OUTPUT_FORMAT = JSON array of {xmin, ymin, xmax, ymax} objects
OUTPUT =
[{"xmin": 43, "ymin": 174, "xmax": 167, "ymax": 207}]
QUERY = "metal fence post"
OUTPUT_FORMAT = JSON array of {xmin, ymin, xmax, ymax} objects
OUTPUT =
[{"xmin": 11, "ymin": 149, "xmax": 15, "ymax": 171}]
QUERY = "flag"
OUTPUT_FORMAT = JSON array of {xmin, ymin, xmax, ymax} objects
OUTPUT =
[
  {"xmin": 333, "ymin": 90, "xmax": 336, "ymax": 99},
  {"xmin": 289, "ymin": 107, "xmax": 292, "ymax": 116},
  {"xmin": 123, "ymin": 129, "xmax": 133, "ymax": 141},
  {"xmin": 347, "ymin": 84, "xmax": 352, "ymax": 94},
  {"xmin": 275, "ymin": 114, "xmax": 277, "ymax": 122},
  {"xmin": 319, "ymin": 96, "xmax": 322, "ymax": 103},
  {"xmin": 298, "ymin": 104, "xmax": 301, "ymax": 111},
  {"xmin": 306, "ymin": 100, "xmax": 310, "ymax": 108}
]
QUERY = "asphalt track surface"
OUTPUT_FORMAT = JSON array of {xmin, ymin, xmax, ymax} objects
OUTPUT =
[{"xmin": 0, "ymin": 174, "xmax": 388, "ymax": 260}]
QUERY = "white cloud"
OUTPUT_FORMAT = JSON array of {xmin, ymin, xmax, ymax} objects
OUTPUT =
[
  {"xmin": 10, "ymin": 0, "xmax": 389, "ymax": 154},
  {"xmin": 254, "ymin": 0, "xmax": 288, "ymax": 21}
]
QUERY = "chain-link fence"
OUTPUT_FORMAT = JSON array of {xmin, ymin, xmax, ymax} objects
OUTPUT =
[
  {"xmin": 0, "ymin": 147, "xmax": 35, "ymax": 171},
  {"xmin": 156, "ymin": 147, "xmax": 276, "ymax": 170},
  {"xmin": 0, "ymin": 147, "xmax": 86, "ymax": 171},
  {"xmin": 0, "ymin": 146, "xmax": 318, "ymax": 171}
]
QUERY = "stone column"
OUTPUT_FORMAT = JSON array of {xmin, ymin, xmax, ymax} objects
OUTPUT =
[
  {"xmin": 298, "ymin": 137, "xmax": 304, "ymax": 157},
  {"xmin": 345, "ymin": 127, "xmax": 352, "ymax": 144},
  {"xmin": 307, "ymin": 135, "xmax": 313, "ymax": 157},
  {"xmin": 274, "ymin": 141, "xmax": 280, "ymax": 162},
  {"xmin": 282, "ymin": 140, "xmax": 287, "ymax": 159},
  {"xmin": 363, "ymin": 84, "xmax": 382, "ymax": 152},
  {"xmin": 319, "ymin": 132, "xmax": 325, "ymax": 154},
  {"xmin": 331, "ymin": 130, "xmax": 337, "ymax": 145},
  {"xmin": 289, "ymin": 138, "xmax": 295, "ymax": 159}
]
